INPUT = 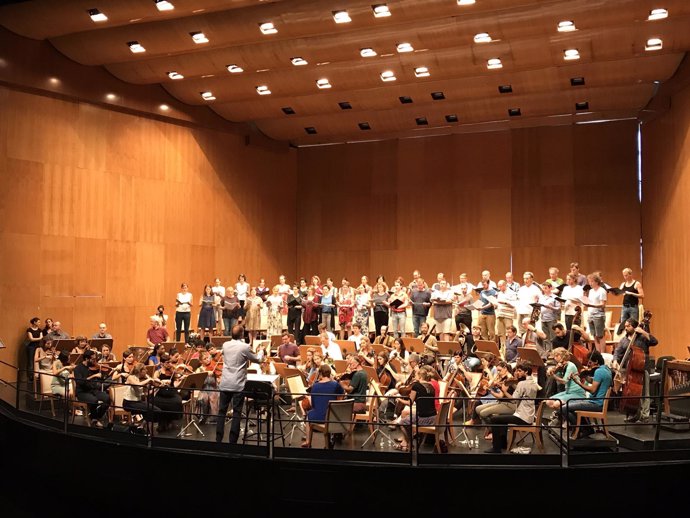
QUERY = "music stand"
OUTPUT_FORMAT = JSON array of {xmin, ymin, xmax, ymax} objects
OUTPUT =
[
  {"xmin": 449, "ymin": 379, "xmax": 474, "ymax": 448},
  {"xmin": 88, "ymin": 338, "xmax": 113, "ymax": 349},
  {"xmin": 436, "ymin": 341, "xmax": 457, "ymax": 356},
  {"xmin": 402, "ymin": 337, "xmax": 425, "ymax": 354},
  {"xmin": 475, "ymin": 340, "xmax": 501, "ymax": 358},
  {"xmin": 304, "ymin": 335, "xmax": 321, "ymax": 346},
  {"xmin": 177, "ymin": 372, "xmax": 209, "ymax": 437},
  {"xmin": 333, "ymin": 360, "xmax": 349, "ymax": 375},
  {"xmin": 284, "ymin": 374, "xmax": 308, "ymax": 445},
  {"xmin": 362, "ymin": 365, "xmax": 379, "ymax": 385},
  {"xmin": 361, "ymin": 380, "xmax": 395, "ymax": 448},
  {"xmin": 53, "ymin": 339, "xmax": 76, "ymax": 353},
  {"xmin": 334, "ymin": 340, "xmax": 351, "ymax": 357},
  {"xmin": 516, "ymin": 347, "xmax": 544, "ymax": 368},
  {"xmin": 164, "ymin": 341, "xmax": 185, "ymax": 353},
  {"xmin": 241, "ymin": 380, "xmax": 275, "ymax": 445},
  {"xmin": 210, "ymin": 336, "xmax": 230, "ymax": 349}
]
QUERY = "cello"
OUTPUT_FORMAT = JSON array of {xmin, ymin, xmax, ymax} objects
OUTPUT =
[
  {"xmin": 615, "ymin": 310, "xmax": 652, "ymax": 415},
  {"xmin": 568, "ymin": 306, "xmax": 590, "ymax": 366}
]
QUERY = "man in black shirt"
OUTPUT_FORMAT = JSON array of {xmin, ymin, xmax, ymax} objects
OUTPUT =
[{"xmin": 73, "ymin": 350, "xmax": 110, "ymax": 428}]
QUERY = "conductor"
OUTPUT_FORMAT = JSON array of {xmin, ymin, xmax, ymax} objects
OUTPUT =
[{"xmin": 215, "ymin": 325, "xmax": 263, "ymax": 444}]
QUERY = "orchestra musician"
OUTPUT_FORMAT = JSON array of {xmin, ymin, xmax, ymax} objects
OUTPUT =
[
  {"xmin": 318, "ymin": 331, "xmax": 343, "ymax": 361},
  {"xmin": 393, "ymin": 367, "xmax": 437, "ymax": 452},
  {"xmin": 98, "ymin": 343, "xmax": 116, "ymax": 363},
  {"xmin": 153, "ymin": 352, "xmax": 185, "ymax": 432},
  {"xmin": 146, "ymin": 316, "xmax": 169, "ymax": 348},
  {"xmin": 343, "ymin": 356, "xmax": 368, "ymax": 414},
  {"xmin": 347, "ymin": 323, "xmax": 365, "ymax": 352},
  {"xmin": 123, "ymin": 362, "xmax": 162, "ymax": 427},
  {"xmin": 278, "ymin": 332, "xmax": 300, "ymax": 366},
  {"xmin": 544, "ymin": 348, "xmax": 587, "ymax": 427},
  {"xmin": 147, "ymin": 344, "xmax": 166, "ymax": 369},
  {"xmin": 301, "ymin": 364, "xmax": 345, "ymax": 448},
  {"xmin": 563, "ymin": 350, "xmax": 612, "ymax": 436},
  {"xmin": 50, "ymin": 350, "xmax": 75, "ymax": 397},
  {"xmin": 110, "ymin": 349, "xmax": 136, "ymax": 384},
  {"xmin": 71, "ymin": 336, "xmax": 89, "ymax": 355},
  {"xmin": 73, "ymin": 350, "xmax": 111, "ymax": 428}
]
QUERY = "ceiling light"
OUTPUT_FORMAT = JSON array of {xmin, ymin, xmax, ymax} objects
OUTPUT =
[
  {"xmin": 372, "ymin": 4, "xmax": 391, "ymax": 18},
  {"xmin": 414, "ymin": 66, "xmax": 430, "ymax": 78},
  {"xmin": 127, "ymin": 41, "xmax": 146, "ymax": 53},
  {"xmin": 564, "ymin": 49, "xmax": 580, "ymax": 60},
  {"xmin": 338, "ymin": 101, "xmax": 352, "ymax": 110},
  {"xmin": 558, "ymin": 20, "xmax": 577, "ymax": 32},
  {"xmin": 87, "ymin": 9, "xmax": 108, "ymax": 22},
  {"xmin": 360, "ymin": 48, "xmax": 377, "ymax": 57},
  {"xmin": 575, "ymin": 102, "xmax": 589, "ymax": 111},
  {"xmin": 333, "ymin": 10, "xmax": 351, "ymax": 24},
  {"xmin": 380, "ymin": 70, "xmax": 396, "ymax": 82},
  {"xmin": 305, "ymin": 127, "xmax": 317, "ymax": 135},
  {"xmin": 487, "ymin": 58, "xmax": 502, "ymax": 69},
  {"xmin": 159, "ymin": 104, "xmax": 170, "ymax": 111},
  {"xmin": 259, "ymin": 22, "xmax": 277, "ymax": 35},
  {"xmin": 457, "ymin": 0, "xmax": 476, "ymax": 5},
  {"xmin": 358, "ymin": 122, "xmax": 372, "ymax": 130},
  {"xmin": 256, "ymin": 85, "xmax": 271, "ymax": 95},
  {"xmin": 200, "ymin": 91, "xmax": 215, "ymax": 101},
  {"xmin": 399, "ymin": 96, "xmax": 413, "ymax": 104},
  {"xmin": 445, "ymin": 114, "xmax": 458, "ymax": 123},
  {"xmin": 190, "ymin": 32, "xmax": 209, "ymax": 44},
  {"xmin": 431, "ymin": 92, "xmax": 445, "ymax": 100},
  {"xmin": 396, "ymin": 42, "xmax": 414, "ymax": 53},
  {"xmin": 291, "ymin": 57, "xmax": 308, "ymax": 66},
  {"xmin": 316, "ymin": 78, "xmax": 332, "ymax": 89},
  {"xmin": 508, "ymin": 108, "xmax": 521, "ymax": 117},
  {"xmin": 167, "ymin": 71, "xmax": 184, "ymax": 80},
  {"xmin": 227, "ymin": 64, "xmax": 244, "ymax": 73},
  {"xmin": 105, "ymin": 93, "xmax": 116, "ymax": 101},
  {"xmin": 498, "ymin": 84, "xmax": 513, "ymax": 94},
  {"xmin": 155, "ymin": 1, "xmax": 175, "ymax": 11},
  {"xmin": 473, "ymin": 32, "xmax": 492, "ymax": 43},
  {"xmin": 282, "ymin": 107, "xmax": 295, "ymax": 115},
  {"xmin": 570, "ymin": 77, "xmax": 585, "ymax": 86},
  {"xmin": 415, "ymin": 117, "xmax": 428, "ymax": 126},
  {"xmin": 648, "ymin": 9, "xmax": 668, "ymax": 21},
  {"xmin": 645, "ymin": 38, "xmax": 663, "ymax": 51}
]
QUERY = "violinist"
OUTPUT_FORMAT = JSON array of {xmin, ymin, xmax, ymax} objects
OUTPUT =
[
  {"xmin": 34, "ymin": 339, "xmax": 56, "ymax": 378},
  {"xmin": 147, "ymin": 344, "xmax": 166, "ymax": 369},
  {"xmin": 393, "ymin": 367, "xmax": 437, "ymax": 452},
  {"xmin": 301, "ymin": 364, "xmax": 345, "ymax": 448},
  {"xmin": 386, "ymin": 353, "xmax": 421, "ymax": 427},
  {"xmin": 563, "ymin": 350, "xmax": 612, "ymax": 435},
  {"xmin": 98, "ymin": 343, "xmax": 116, "ymax": 363},
  {"xmin": 73, "ymin": 350, "xmax": 111, "ymax": 428},
  {"xmin": 299, "ymin": 347, "xmax": 317, "ymax": 375},
  {"xmin": 50, "ymin": 350, "xmax": 75, "ymax": 397},
  {"xmin": 613, "ymin": 318, "xmax": 657, "ymax": 423},
  {"xmin": 306, "ymin": 352, "xmax": 328, "ymax": 387},
  {"xmin": 545, "ymin": 348, "xmax": 587, "ymax": 427},
  {"xmin": 153, "ymin": 353, "xmax": 184, "ymax": 432},
  {"xmin": 71, "ymin": 336, "xmax": 89, "ymax": 355},
  {"xmin": 388, "ymin": 337, "xmax": 409, "ymax": 364},
  {"xmin": 110, "ymin": 349, "xmax": 136, "ymax": 384},
  {"xmin": 471, "ymin": 363, "xmax": 518, "ymax": 438},
  {"xmin": 357, "ymin": 338, "xmax": 376, "ymax": 367},
  {"xmin": 318, "ymin": 331, "xmax": 342, "ymax": 361},
  {"xmin": 196, "ymin": 351, "xmax": 220, "ymax": 425},
  {"xmin": 343, "ymin": 356, "xmax": 368, "ymax": 414},
  {"xmin": 169, "ymin": 347, "xmax": 194, "ymax": 375},
  {"xmin": 123, "ymin": 362, "xmax": 162, "ymax": 427}
]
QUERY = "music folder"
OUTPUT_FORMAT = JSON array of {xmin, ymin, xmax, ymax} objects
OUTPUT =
[{"xmin": 389, "ymin": 298, "xmax": 403, "ymax": 309}]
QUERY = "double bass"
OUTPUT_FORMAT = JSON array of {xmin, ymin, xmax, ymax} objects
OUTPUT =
[{"xmin": 615, "ymin": 310, "xmax": 652, "ymax": 415}]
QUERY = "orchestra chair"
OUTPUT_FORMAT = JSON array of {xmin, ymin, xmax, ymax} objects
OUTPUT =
[
  {"xmin": 284, "ymin": 373, "xmax": 308, "ymax": 445},
  {"xmin": 506, "ymin": 400, "xmax": 547, "ymax": 453},
  {"xmin": 415, "ymin": 400, "xmax": 453, "ymax": 453},
  {"xmin": 570, "ymin": 388, "xmax": 613, "ymax": 440},
  {"xmin": 353, "ymin": 384, "xmax": 378, "ymax": 436},
  {"xmin": 107, "ymin": 384, "xmax": 133, "ymax": 426},
  {"xmin": 68, "ymin": 379, "xmax": 91, "ymax": 427},
  {"xmin": 304, "ymin": 335, "xmax": 321, "ymax": 346},
  {"xmin": 37, "ymin": 371, "xmax": 58, "ymax": 417},
  {"xmin": 308, "ymin": 398, "xmax": 355, "ymax": 450},
  {"xmin": 177, "ymin": 372, "xmax": 208, "ymax": 438}
]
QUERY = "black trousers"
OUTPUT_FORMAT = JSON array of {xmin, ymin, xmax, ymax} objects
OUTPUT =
[
  {"xmin": 77, "ymin": 390, "xmax": 110, "ymax": 420},
  {"xmin": 175, "ymin": 311, "xmax": 191, "ymax": 342},
  {"xmin": 287, "ymin": 311, "xmax": 301, "ymax": 338},
  {"xmin": 216, "ymin": 391, "xmax": 245, "ymax": 444},
  {"xmin": 123, "ymin": 399, "xmax": 161, "ymax": 422},
  {"xmin": 455, "ymin": 313, "xmax": 472, "ymax": 332},
  {"xmin": 490, "ymin": 414, "xmax": 529, "ymax": 450},
  {"xmin": 374, "ymin": 311, "xmax": 389, "ymax": 336},
  {"xmin": 300, "ymin": 321, "xmax": 319, "ymax": 344}
]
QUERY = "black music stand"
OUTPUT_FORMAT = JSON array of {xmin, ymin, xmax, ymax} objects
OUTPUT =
[
  {"xmin": 241, "ymin": 380, "xmax": 275, "ymax": 445},
  {"xmin": 176, "ymin": 372, "xmax": 209, "ymax": 438}
]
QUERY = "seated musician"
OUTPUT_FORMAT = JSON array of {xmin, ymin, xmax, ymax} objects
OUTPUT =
[
  {"xmin": 196, "ymin": 351, "xmax": 220, "ymax": 425},
  {"xmin": 34, "ymin": 339, "xmax": 56, "ymax": 379},
  {"xmin": 474, "ymin": 362, "xmax": 517, "ymax": 431},
  {"xmin": 317, "ymin": 323, "xmax": 337, "ymax": 344},
  {"xmin": 278, "ymin": 332, "xmax": 300, "ymax": 366},
  {"xmin": 562, "ymin": 350, "xmax": 612, "ymax": 435},
  {"xmin": 110, "ymin": 349, "xmax": 136, "ymax": 384},
  {"xmin": 98, "ymin": 343, "xmax": 116, "ymax": 363},
  {"xmin": 152, "ymin": 353, "xmax": 185, "ymax": 432},
  {"xmin": 485, "ymin": 360, "xmax": 538, "ymax": 453},
  {"xmin": 71, "ymin": 336, "xmax": 89, "ymax": 355},
  {"xmin": 376, "ymin": 352, "xmax": 396, "ymax": 392},
  {"xmin": 519, "ymin": 318, "xmax": 547, "ymax": 358},
  {"xmin": 550, "ymin": 323, "xmax": 591, "ymax": 350},
  {"xmin": 343, "ymin": 355, "xmax": 368, "ymax": 414},
  {"xmin": 545, "ymin": 347, "xmax": 587, "ymax": 427},
  {"xmin": 386, "ymin": 353, "xmax": 421, "ymax": 426},
  {"xmin": 388, "ymin": 337, "xmax": 409, "ymax": 364},
  {"xmin": 123, "ymin": 362, "xmax": 162, "ymax": 427},
  {"xmin": 394, "ymin": 367, "xmax": 438, "ymax": 452},
  {"xmin": 418, "ymin": 321, "xmax": 439, "ymax": 358},
  {"xmin": 51, "ymin": 350, "xmax": 75, "ymax": 397},
  {"xmin": 373, "ymin": 325, "xmax": 394, "ymax": 348},
  {"xmin": 347, "ymin": 323, "xmax": 365, "ymax": 351},
  {"xmin": 318, "ymin": 331, "xmax": 343, "ymax": 361},
  {"xmin": 301, "ymin": 364, "xmax": 345, "ymax": 448},
  {"xmin": 613, "ymin": 318, "xmax": 658, "ymax": 423},
  {"xmin": 300, "ymin": 347, "xmax": 316, "ymax": 375},
  {"xmin": 147, "ymin": 344, "xmax": 166, "ymax": 369},
  {"xmin": 73, "ymin": 350, "xmax": 111, "ymax": 428},
  {"xmin": 358, "ymin": 338, "xmax": 376, "ymax": 367},
  {"xmin": 168, "ymin": 347, "xmax": 194, "ymax": 375}
]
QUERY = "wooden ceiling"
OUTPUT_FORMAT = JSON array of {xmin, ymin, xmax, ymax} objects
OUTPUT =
[{"xmin": 1, "ymin": 0, "xmax": 688, "ymax": 145}]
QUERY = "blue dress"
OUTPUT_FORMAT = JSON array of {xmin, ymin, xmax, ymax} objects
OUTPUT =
[
  {"xmin": 307, "ymin": 380, "xmax": 345, "ymax": 422},
  {"xmin": 198, "ymin": 295, "xmax": 216, "ymax": 329}
]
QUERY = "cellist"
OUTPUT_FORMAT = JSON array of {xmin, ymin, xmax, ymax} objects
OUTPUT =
[{"xmin": 613, "ymin": 318, "xmax": 657, "ymax": 423}]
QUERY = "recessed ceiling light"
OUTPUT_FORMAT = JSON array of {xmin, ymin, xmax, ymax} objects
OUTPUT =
[
  {"xmin": 457, "ymin": 0, "xmax": 476, "ymax": 5},
  {"xmin": 87, "ymin": 9, "xmax": 108, "ymax": 22},
  {"xmin": 645, "ymin": 38, "xmax": 663, "ymax": 51},
  {"xmin": 431, "ymin": 92, "xmax": 445, "ymax": 100},
  {"xmin": 380, "ymin": 70, "xmax": 396, "ymax": 82},
  {"xmin": 564, "ymin": 49, "xmax": 580, "ymax": 60},
  {"xmin": 155, "ymin": 1, "xmax": 175, "ymax": 11},
  {"xmin": 498, "ymin": 84, "xmax": 513, "ymax": 94},
  {"xmin": 487, "ymin": 58, "xmax": 502, "ymax": 69},
  {"xmin": 48, "ymin": 77, "xmax": 60, "ymax": 85},
  {"xmin": 332, "ymin": 10, "xmax": 351, "ymax": 24},
  {"xmin": 372, "ymin": 4, "xmax": 391, "ymax": 18},
  {"xmin": 399, "ymin": 96, "xmax": 413, "ymax": 104},
  {"xmin": 570, "ymin": 77, "xmax": 585, "ymax": 86},
  {"xmin": 167, "ymin": 71, "xmax": 184, "ymax": 80},
  {"xmin": 557, "ymin": 20, "xmax": 577, "ymax": 32},
  {"xmin": 415, "ymin": 117, "xmax": 428, "ymax": 126},
  {"xmin": 473, "ymin": 32, "xmax": 492, "ymax": 43},
  {"xmin": 291, "ymin": 57, "xmax": 308, "ymax": 66},
  {"xmin": 575, "ymin": 101, "xmax": 589, "ymax": 111},
  {"xmin": 396, "ymin": 42, "xmax": 414, "ymax": 53},
  {"xmin": 316, "ymin": 78, "xmax": 332, "ymax": 89},
  {"xmin": 360, "ymin": 48, "xmax": 377, "ymax": 57},
  {"xmin": 200, "ymin": 91, "xmax": 216, "ymax": 101},
  {"xmin": 259, "ymin": 22, "xmax": 277, "ymax": 35},
  {"xmin": 127, "ymin": 41, "xmax": 146, "ymax": 53},
  {"xmin": 226, "ymin": 64, "xmax": 244, "ymax": 73},
  {"xmin": 358, "ymin": 122, "xmax": 372, "ymax": 130},
  {"xmin": 159, "ymin": 104, "xmax": 170, "ymax": 111},
  {"xmin": 190, "ymin": 32, "xmax": 209, "ymax": 44},
  {"xmin": 445, "ymin": 114, "xmax": 458, "ymax": 123},
  {"xmin": 256, "ymin": 85, "xmax": 271, "ymax": 95},
  {"xmin": 105, "ymin": 93, "xmax": 116, "ymax": 101},
  {"xmin": 305, "ymin": 127, "xmax": 317, "ymax": 135},
  {"xmin": 414, "ymin": 66, "xmax": 430, "ymax": 78},
  {"xmin": 508, "ymin": 108, "xmax": 521, "ymax": 117},
  {"xmin": 648, "ymin": 8, "xmax": 668, "ymax": 21},
  {"xmin": 282, "ymin": 107, "xmax": 296, "ymax": 115}
]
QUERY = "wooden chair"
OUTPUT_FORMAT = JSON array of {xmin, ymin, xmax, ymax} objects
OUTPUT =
[
  {"xmin": 37, "ymin": 371, "xmax": 58, "ymax": 417},
  {"xmin": 353, "ymin": 383, "xmax": 378, "ymax": 437},
  {"xmin": 108, "ymin": 384, "xmax": 133, "ymax": 425},
  {"xmin": 415, "ymin": 400, "xmax": 453, "ymax": 453},
  {"xmin": 308, "ymin": 398, "xmax": 355, "ymax": 449},
  {"xmin": 68, "ymin": 379, "xmax": 91, "ymax": 427},
  {"xmin": 570, "ymin": 389, "xmax": 613, "ymax": 439},
  {"xmin": 507, "ymin": 400, "xmax": 547, "ymax": 452}
]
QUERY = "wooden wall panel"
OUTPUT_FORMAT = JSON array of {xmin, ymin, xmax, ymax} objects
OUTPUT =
[
  {"xmin": 0, "ymin": 87, "xmax": 296, "ymax": 373},
  {"xmin": 642, "ymin": 80, "xmax": 690, "ymax": 358}
]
